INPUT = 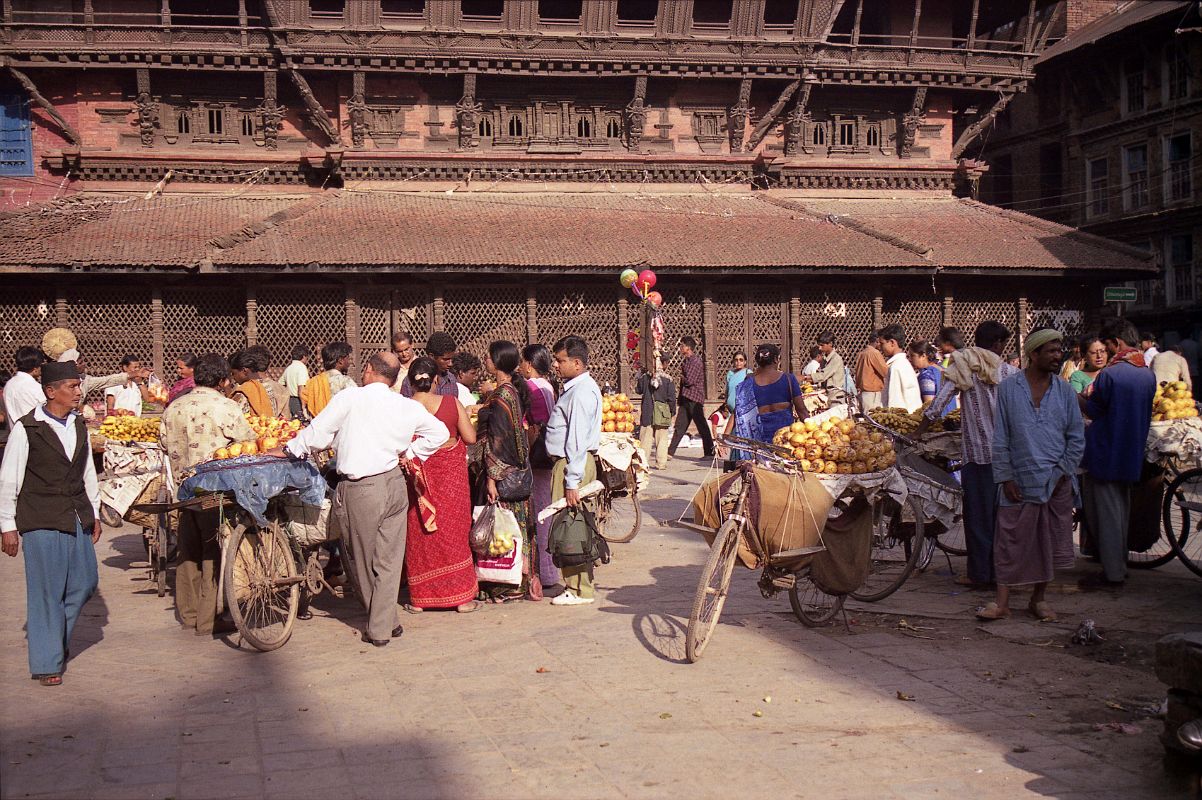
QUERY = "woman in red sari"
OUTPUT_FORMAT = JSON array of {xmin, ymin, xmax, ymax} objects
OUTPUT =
[{"xmin": 403, "ymin": 357, "xmax": 481, "ymax": 613}]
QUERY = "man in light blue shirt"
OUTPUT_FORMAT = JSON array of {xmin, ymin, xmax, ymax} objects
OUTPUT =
[{"xmin": 545, "ymin": 335, "xmax": 602, "ymax": 606}]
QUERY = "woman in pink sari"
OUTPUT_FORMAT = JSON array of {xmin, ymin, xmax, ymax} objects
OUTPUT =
[
  {"xmin": 403, "ymin": 357, "xmax": 481, "ymax": 613},
  {"xmin": 521, "ymin": 344, "xmax": 562, "ymax": 596}
]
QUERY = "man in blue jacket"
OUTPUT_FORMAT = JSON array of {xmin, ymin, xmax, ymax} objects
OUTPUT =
[{"xmin": 1079, "ymin": 319, "xmax": 1157, "ymax": 589}]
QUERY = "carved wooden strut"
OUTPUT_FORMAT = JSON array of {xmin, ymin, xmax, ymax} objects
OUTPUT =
[
  {"xmin": 729, "ymin": 78, "xmax": 752, "ymax": 153},
  {"xmin": 5, "ymin": 66, "xmax": 83, "ymax": 146},
  {"xmin": 347, "ymin": 71, "xmax": 369, "ymax": 150},
  {"xmin": 951, "ymin": 89, "xmax": 1016, "ymax": 160},
  {"xmin": 257, "ymin": 70, "xmax": 284, "ymax": 151},
  {"xmin": 286, "ymin": 69, "xmax": 340, "ymax": 146},
  {"xmin": 134, "ymin": 68, "xmax": 158, "ymax": 148},
  {"xmin": 899, "ymin": 86, "xmax": 928, "ymax": 159},
  {"xmin": 745, "ymin": 79, "xmax": 802, "ymax": 152},
  {"xmin": 454, "ymin": 73, "xmax": 481, "ymax": 149},
  {"xmin": 783, "ymin": 84, "xmax": 813, "ymax": 157},
  {"xmin": 624, "ymin": 75, "xmax": 648, "ymax": 151}
]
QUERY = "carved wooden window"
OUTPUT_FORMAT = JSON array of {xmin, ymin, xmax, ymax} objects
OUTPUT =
[
  {"xmin": 1166, "ymin": 132, "xmax": 1193, "ymax": 202},
  {"xmin": 309, "ymin": 0, "xmax": 346, "ymax": 19},
  {"xmin": 461, "ymin": 0, "xmax": 503, "ymax": 20},
  {"xmin": 478, "ymin": 116, "xmax": 493, "ymax": 138},
  {"xmin": 812, "ymin": 125, "xmax": 825, "ymax": 146},
  {"xmin": 539, "ymin": 0, "xmax": 582, "ymax": 22},
  {"xmin": 865, "ymin": 125, "xmax": 880, "ymax": 148},
  {"xmin": 1166, "ymin": 43, "xmax": 1191, "ymax": 103},
  {"xmin": 763, "ymin": 0, "xmax": 797, "ymax": 30},
  {"xmin": 508, "ymin": 115, "xmax": 524, "ymax": 137},
  {"xmin": 605, "ymin": 117, "xmax": 622, "ymax": 139},
  {"xmin": 616, "ymin": 0, "xmax": 657, "ymax": 24},
  {"xmin": 207, "ymin": 107, "xmax": 224, "ymax": 136},
  {"xmin": 176, "ymin": 111, "xmax": 190, "ymax": 135},
  {"xmin": 692, "ymin": 0, "xmax": 732, "ymax": 29},
  {"xmin": 837, "ymin": 120, "xmax": 854, "ymax": 147},
  {"xmin": 381, "ymin": 0, "xmax": 425, "ymax": 18},
  {"xmin": 1124, "ymin": 144, "xmax": 1149, "ymax": 211},
  {"xmin": 576, "ymin": 117, "xmax": 592, "ymax": 138}
]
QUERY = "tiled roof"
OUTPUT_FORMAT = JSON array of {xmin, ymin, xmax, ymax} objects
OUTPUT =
[
  {"xmin": 1039, "ymin": 1, "xmax": 1190, "ymax": 63},
  {"xmin": 0, "ymin": 190, "xmax": 1153, "ymax": 275}
]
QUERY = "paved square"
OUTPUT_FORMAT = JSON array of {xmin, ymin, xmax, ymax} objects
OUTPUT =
[{"xmin": 1, "ymin": 456, "xmax": 1196, "ymax": 799}]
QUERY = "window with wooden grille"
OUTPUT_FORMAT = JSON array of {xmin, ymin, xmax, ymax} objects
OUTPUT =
[
  {"xmin": 1123, "ymin": 144, "xmax": 1148, "ymax": 211},
  {"xmin": 1166, "ymin": 43, "xmax": 1191, "ymax": 102},
  {"xmin": 1087, "ymin": 157, "xmax": 1109, "ymax": 217},
  {"xmin": 1122, "ymin": 57, "xmax": 1145, "ymax": 114},
  {"xmin": 381, "ymin": 0, "xmax": 424, "ymax": 18},
  {"xmin": 461, "ymin": 0, "xmax": 503, "ymax": 20},
  {"xmin": 576, "ymin": 117, "xmax": 592, "ymax": 138},
  {"xmin": 1169, "ymin": 233, "xmax": 1196, "ymax": 305},
  {"xmin": 0, "ymin": 95, "xmax": 33, "ymax": 177},
  {"xmin": 507, "ymin": 115, "xmax": 524, "ymax": 137},
  {"xmin": 310, "ymin": 0, "xmax": 346, "ymax": 18},
  {"xmin": 812, "ymin": 125, "xmax": 825, "ymax": 146},
  {"xmin": 207, "ymin": 107, "xmax": 224, "ymax": 136},
  {"xmin": 616, "ymin": 0, "xmax": 657, "ymax": 24},
  {"xmin": 605, "ymin": 117, "xmax": 621, "ymax": 138},
  {"xmin": 240, "ymin": 113, "xmax": 255, "ymax": 138},
  {"xmin": 478, "ymin": 116, "xmax": 493, "ymax": 138},
  {"xmin": 837, "ymin": 120, "xmax": 855, "ymax": 148},
  {"xmin": 1166, "ymin": 133, "xmax": 1192, "ymax": 202},
  {"xmin": 176, "ymin": 111, "xmax": 191, "ymax": 135},
  {"xmin": 865, "ymin": 125, "xmax": 880, "ymax": 148}
]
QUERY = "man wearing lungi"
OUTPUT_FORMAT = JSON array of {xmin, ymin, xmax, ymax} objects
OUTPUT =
[
  {"xmin": 281, "ymin": 352, "xmax": 447, "ymax": 646},
  {"xmin": 0, "ymin": 361, "xmax": 101, "ymax": 686},
  {"xmin": 977, "ymin": 329, "xmax": 1084, "ymax": 622}
]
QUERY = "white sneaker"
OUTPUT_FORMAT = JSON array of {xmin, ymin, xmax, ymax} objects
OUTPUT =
[{"xmin": 550, "ymin": 592, "xmax": 595, "ymax": 606}]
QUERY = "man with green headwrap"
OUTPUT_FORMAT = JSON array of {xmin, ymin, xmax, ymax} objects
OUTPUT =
[{"xmin": 977, "ymin": 328, "xmax": 1084, "ymax": 622}]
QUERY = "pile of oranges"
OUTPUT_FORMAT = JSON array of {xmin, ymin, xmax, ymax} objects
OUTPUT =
[
  {"xmin": 210, "ymin": 415, "xmax": 303, "ymax": 461},
  {"xmin": 602, "ymin": 393, "xmax": 635, "ymax": 434}
]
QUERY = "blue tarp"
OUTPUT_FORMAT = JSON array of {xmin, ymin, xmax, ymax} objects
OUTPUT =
[{"xmin": 177, "ymin": 455, "xmax": 327, "ymax": 525}]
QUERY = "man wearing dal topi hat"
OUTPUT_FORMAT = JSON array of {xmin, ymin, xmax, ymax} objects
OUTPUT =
[
  {"xmin": 977, "ymin": 329, "xmax": 1084, "ymax": 622},
  {"xmin": 0, "ymin": 361, "xmax": 101, "ymax": 687}
]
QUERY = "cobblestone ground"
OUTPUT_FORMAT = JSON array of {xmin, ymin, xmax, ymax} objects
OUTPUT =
[{"xmin": 2, "ymin": 455, "xmax": 1200, "ymax": 800}]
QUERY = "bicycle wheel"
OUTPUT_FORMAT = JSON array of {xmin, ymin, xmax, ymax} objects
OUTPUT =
[
  {"xmin": 1165, "ymin": 467, "xmax": 1202, "ymax": 578},
  {"xmin": 788, "ymin": 566, "xmax": 844, "ymax": 627},
  {"xmin": 1127, "ymin": 467, "xmax": 1175, "ymax": 569},
  {"xmin": 686, "ymin": 518, "xmax": 743, "ymax": 663},
  {"xmin": 154, "ymin": 484, "xmax": 171, "ymax": 597},
  {"xmin": 934, "ymin": 520, "xmax": 968, "ymax": 556},
  {"xmin": 851, "ymin": 496, "xmax": 926, "ymax": 603},
  {"xmin": 597, "ymin": 469, "xmax": 643, "ymax": 543},
  {"xmin": 223, "ymin": 521, "xmax": 300, "ymax": 652}
]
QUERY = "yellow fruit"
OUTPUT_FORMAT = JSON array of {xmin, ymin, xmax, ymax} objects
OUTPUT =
[
  {"xmin": 803, "ymin": 420, "xmax": 819, "ymax": 433},
  {"xmin": 214, "ymin": 447, "xmax": 230, "ymax": 460},
  {"xmin": 812, "ymin": 458, "xmax": 825, "ymax": 473},
  {"xmin": 824, "ymin": 461, "xmax": 838, "ymax": 475},
  {"xmin": 228, "ymin": 442, "xmax": 244, "ymax": 457},
  {"xmin": 852, "ymin": 460, "xmax": 867, "ymax": 474}
]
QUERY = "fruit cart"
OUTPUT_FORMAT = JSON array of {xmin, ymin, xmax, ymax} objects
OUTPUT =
[
  {"xmin": 682, "ymin": 432, "xmax": 915, "ymax": 662},
  {"xmin": 595, "ymin": 430, "xmax": 649, "ymax": 543}
]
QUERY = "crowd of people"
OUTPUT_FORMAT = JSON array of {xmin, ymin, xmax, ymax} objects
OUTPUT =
[{"xmin": 0, "ymin": 311, "xmax": 1197, "ymax": 682}]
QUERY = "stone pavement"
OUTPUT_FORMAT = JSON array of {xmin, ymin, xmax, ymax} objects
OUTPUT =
[{"xmin": 2, "ymin": 453, "xmax": 1200, "ymax": 800}]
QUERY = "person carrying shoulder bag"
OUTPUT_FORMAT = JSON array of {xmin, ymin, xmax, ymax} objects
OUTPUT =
[{"xmin": 636, "ymin": 362, "xmax": 676, "ymax": 470}]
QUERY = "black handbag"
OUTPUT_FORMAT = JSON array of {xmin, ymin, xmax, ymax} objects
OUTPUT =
[
  {"xmin": 495, "ymin": 462, "xmax": 533, "ymax": 502},
  {"xmin": 528, "ymin": 424, "xmax": 555, "ymax": 470},
  {"xmin": 547, "ymin": 506, "xmax": 611, "ymax": 569}
]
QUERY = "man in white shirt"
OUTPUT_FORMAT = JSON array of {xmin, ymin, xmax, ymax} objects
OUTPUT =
[
  {"xmin": 280, "ymin": 345, "xmax": 311, "ymax": 419},
  {"xmin": 0, "ymin": 361, "xmax": 101, "ymax": 685},
  {"xmin": 280, "ymin": 351, "xmax": 447, "ymax": 647},
  {"xmin": 879, "ymin": 324, "xmax": 922, "ymax": 412},
  {"xmin": 104, "ymin": 355, "xmax": 149, "ymax": 417},
  {"xmin": 1140, "ymin": 332, "xmax": 1160, "ymax": 367},
  {"xmin": 4, "ymin": 347, "xmax": 47, "ymax": 431}
]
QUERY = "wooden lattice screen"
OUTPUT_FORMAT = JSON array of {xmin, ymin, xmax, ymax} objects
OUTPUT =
[
  {"xmin": 163, "ymin": 287, "xmax": 247, "ymax": 381},
  {"xmin": 952, "ymin": 296, "xmax": 1020, "ymax": 355},
  {"xmin": 881, "ymin": 297, "xmax": 944, "ymax": 348},
  {"xmin": 257, "ymin": 286, "xmax": 346, "ymax": 378},
  {"xmin": 1027, "ymin": 295, "xmax": 1089, "ymax": 345},
  {"xmin": 713, "ymin": 287, "xmax": 791, "ymax": 375},
  {"xmin": 536, "ymin": 287, "xmax": 619, "ymax": 389},
  {"xmin": 444, "ymin": 287, "xmax": 526, "ymax": 360},
  {"xmin": 358, "ymin": 289, "xmax": 392, "ymax": 356},
  {"xmin": 0, "ymin": 289, "xmax": 56, "ymax": 366},
  {"xmin": 67, "ymin": 288, "xmax": 153, "ymax": 397},
  {"xmin": 797, "ymin": 288, "xmax": 875, "ymax": 363}
]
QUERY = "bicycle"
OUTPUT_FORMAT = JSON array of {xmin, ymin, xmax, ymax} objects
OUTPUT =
[
  {"xmin": 1164, "ymin": 464, "xmax": 1202, "ymax": 577},
  {"xmin": 594, "ymin": 458, "xmax": 643, "ymax": 544}
]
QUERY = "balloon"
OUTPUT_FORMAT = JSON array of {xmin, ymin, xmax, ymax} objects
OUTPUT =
[
  {"xmin": 646, "ymin": 291, "xmax": 663, "ymax": 308},
  {"xmin": 637, "ymin": 269, "xmax": 657, "ymax": 290},
  {"xmin": 619, "ymin": 268, "xmax": 638, "ymax": 288}
]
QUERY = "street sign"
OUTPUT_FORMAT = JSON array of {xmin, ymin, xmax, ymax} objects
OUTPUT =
[{"xmin": 1103, "ymin": 286, "xmax": 1138, "ymax": 303}]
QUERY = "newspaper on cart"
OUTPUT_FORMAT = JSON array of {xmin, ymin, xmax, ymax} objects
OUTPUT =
[
  {"xmin": 1145, "ymin": 418, "xmax": 1202, "ymax": 467},
  {"xmin": 598, "ymin": 431, "xmax": 650, "ymax": 491},
  {"xmin": 99, "ymin": 441, "xmax": 166, "ymax": 519}
]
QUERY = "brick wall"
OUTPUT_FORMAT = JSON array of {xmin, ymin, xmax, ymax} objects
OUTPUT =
[{"xmin": 1065, "ymin": 1, "xmax": 1125, "ymax": 34}]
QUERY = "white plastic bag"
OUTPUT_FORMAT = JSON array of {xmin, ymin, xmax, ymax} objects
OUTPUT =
[
  {"xmin": 280, "ymin": 494, "xmax": 337, "ymax": 547},
  {"xmin": 475, "ymin": 522, "xmax": 523, "ymax": 585},
  {"xmin": 489, "ymin": 506, "xmax": 521, "ymax": 557}
]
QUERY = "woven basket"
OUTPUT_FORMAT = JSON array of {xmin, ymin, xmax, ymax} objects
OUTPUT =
[{"xmin": 123, "ymin": 475, "xmax": 164, "ymax": 529}]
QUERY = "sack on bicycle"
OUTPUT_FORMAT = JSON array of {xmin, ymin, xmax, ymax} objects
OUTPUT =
[{"xmin": 548, "ymin": 506, "xmax": 611, "ymax": 569}]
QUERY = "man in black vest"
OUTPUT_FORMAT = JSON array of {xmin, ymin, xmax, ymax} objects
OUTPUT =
[{"xmin": 0, "ymin": 361, "xmax": 100, "ymax": 686}]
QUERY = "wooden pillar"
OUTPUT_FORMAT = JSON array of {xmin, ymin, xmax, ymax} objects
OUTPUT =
[
  {"xmin": 702, "ymin": 285, "xmax": 716, "ymax": 401},
  {"xmin": 871, "ymin": 291, "xmax": 884, "ymax": 331},
  {"xmin": 54, "ymin": 286, "xmax": 68, "ymax": 327},
  {"xmin": 850, "ymin": 0, "xmax": 864, "ymax": 46},
  {"xmin": 1016, "ymin": 296, "xmax": 1029, "ymax": 355},
  {"xmin": 151, "ymin": 287, "xmax": 164, "ymax": 378},
  {"xmin": 616, "ymin": 291, "xmax": 631, "ymax": 395},
  {"xmin": 941, "ymin": 293, "xmax": 954, "ymax": 327},
  {"xmin": 160, "ymin": 0, "xmax": 170, "ymax": 26},
  {"xmin": 789, "ymin": 288, "xmax": 802, "ymax": 375},
  {"xmin": 83, "ymin": 0, "xmax": 94, "ymax": 44},
  {"xmin": 345, "ymin": 285, "xmax": 361, "ymax": 368},
  {"xmin": 525, "ymin": 287, "xmax": 538, "ymax": 346},
  {"xmin": 431, "ymin": 289, "xmax": 445, "ymax": 332},
  {"xmin": 245, "ymin": 285, "xmax": 258, "ymax": 346},
  {"xmin": 966, "ymin": 0, "xmax": 980, "ymax": 51}
]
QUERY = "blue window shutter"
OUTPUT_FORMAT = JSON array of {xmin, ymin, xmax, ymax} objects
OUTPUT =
[{"xmin": 0, "ymin": 95, "xmax": 34, "ymax": 177}]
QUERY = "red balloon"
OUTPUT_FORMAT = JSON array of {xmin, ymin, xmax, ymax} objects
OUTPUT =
[
  {"xmin": 637, "ymin": 269, "xmax": 657, "ymax": 290},
  {"xmin": 647, "ymin": 291, "xmax": 663, "ymax": 308}
]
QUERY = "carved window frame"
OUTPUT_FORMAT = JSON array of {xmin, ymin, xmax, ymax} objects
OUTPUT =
[{"xmin": 161, "ymin": 99, "xmax": 260, "ymax": 147}]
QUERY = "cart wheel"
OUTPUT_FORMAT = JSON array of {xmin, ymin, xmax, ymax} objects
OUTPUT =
[
  {"xmin": 597, "ymin": 469, "xmax": 643, "ymax": 544},
  {"xmin": 934, "ymin": 520, "xmax": 968, "ymax": 557},
  {"xmin": 1165, "ymin": 467, "xmax": 1202, "ymax": 578},
  {"xmin": 223, "ymin": 520, "xmax": 299, "ymax": 652},
  {"xmin": 685, "ymin": 518, "xmax": 743, "ymax": 663},
  {"xmin": 788, "ymin": 566, "xmax": 844, "ymax": 627},
  {"xmin": 851, "ymin": 496, "xmax": 926, "ymax": 603}
]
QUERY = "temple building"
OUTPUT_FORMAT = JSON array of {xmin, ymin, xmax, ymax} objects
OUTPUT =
[{"xmin": 0, "ymin": 1, "xmax": 1152, "ymax": 396}]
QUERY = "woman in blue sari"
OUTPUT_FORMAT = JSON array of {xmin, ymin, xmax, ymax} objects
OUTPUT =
[{"xmin": 725, "ymin": 343, "xmax": 808, "ymax": 459}]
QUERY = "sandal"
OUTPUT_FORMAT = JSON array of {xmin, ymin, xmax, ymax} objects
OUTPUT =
[
  {"xmin": 33, "ymin": 674, "xmax": 62, "ymax": 687},
  {"xmin": 402, "ymin": 604, "xmax": 425, "ymax": 614},
  {"xmin": 975, "ymin": 602, "xmax": 1011, "ymax": 621},
  {"xmin": 1028, "ymin": 601, "xmax": 1057, "ymax": 622},
  {"xmin": 456, "ymin": 601, "xmax": 482, "ymax": 614}
]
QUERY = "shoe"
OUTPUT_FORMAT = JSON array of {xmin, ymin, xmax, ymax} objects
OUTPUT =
[
  {"xmin": 361, "ymin": 632, "xmax": 389, "ymax": 647},
  {"xmin": 542, "ymin": 583, "xmax": 566, "ymax": 599},
  {"xmin": 391, "ymin": 625, "xmax": 404, "ymax": 638},
  {"xmin": 550, "ymin": 592, "xmax": 595, "ymax": 606},
  {"xmin": 1077, "ymin": 573, "xmax": 1124, "ymax": 592},
  {"xmin": 975, "ymin": 602, "xmax": 1010, "ymax": 621},
  {"xmin": 1178, "ymin": 719, "xmax": 1202, "ymax": 752}
]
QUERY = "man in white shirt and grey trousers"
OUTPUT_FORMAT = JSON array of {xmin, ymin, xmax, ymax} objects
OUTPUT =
[{"xmin": 277, "ymin": 351, "xmax": 448, "ymax": 647}]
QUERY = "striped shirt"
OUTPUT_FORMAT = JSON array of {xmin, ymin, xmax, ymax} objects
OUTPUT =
[{"xmin": 925, "ymin": 362, "xmax": 1020, "ymax": 465}]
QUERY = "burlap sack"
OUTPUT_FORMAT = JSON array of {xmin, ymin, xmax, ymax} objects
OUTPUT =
[{"xmin": 810, "ymin": 496, "xmax": 874, "ymax": 595}]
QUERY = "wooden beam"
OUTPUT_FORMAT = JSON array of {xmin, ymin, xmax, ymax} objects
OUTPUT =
[
  {"xmin": 745, "ymin": 78, "xmax": 802, "ymax": 152},
  {"xmin": 965, "ymin": 0, "xmax": 980, "ymax": 50},
  {"xmin": 850, "ymin": 0, "xmax": 864, "ymax": 46},
  {"xmin": 285, "ymin": 69, "xmax": 340, "ymax": 146},
  {"xmin": 1021, "ymin": 0, "xmax": 1038, "ymax": 52},
  {"xmin": 1034, "ymin": 1, "xmax": 1064, "ymax": 51},
  {"xmin": 951, "ymin": 90, "xmax": 1016, "ymax": 160},
  {"xmin": 909, "ymin": 0, "xmax": 922, "ymax": 50},
  {"xmin": 5, "ymin": 66, "xmax": 82, "ymax": 146}
]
